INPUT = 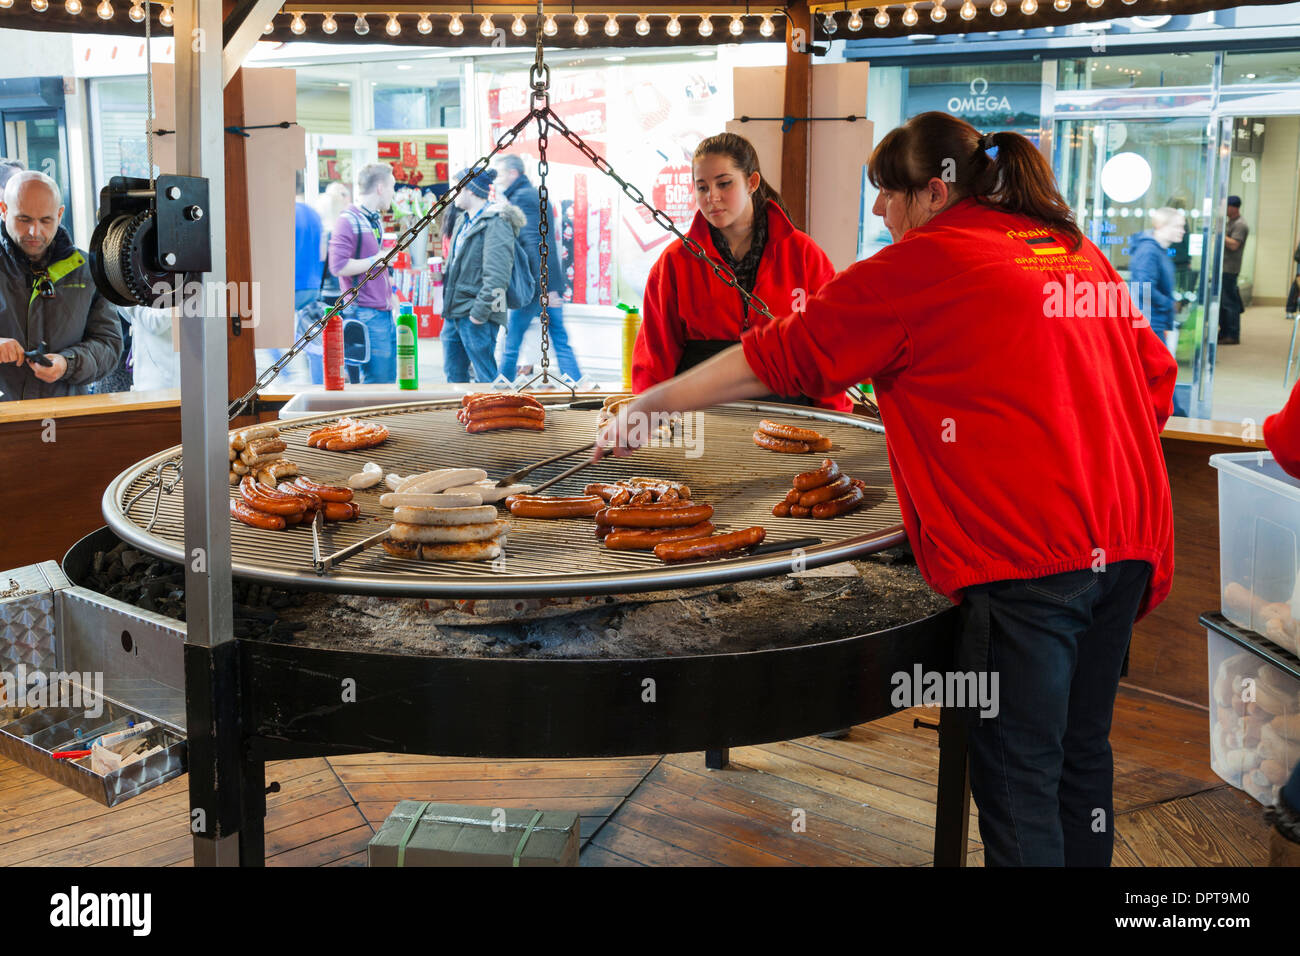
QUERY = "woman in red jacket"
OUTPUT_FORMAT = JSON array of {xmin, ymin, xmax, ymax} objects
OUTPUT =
[
  {"xmin": 634, "ymin": 133, "xmax": 850, "ymax": 411},
  {"xmin": 599, "ymin": 112, "xmax": 1177, "ymax": 867}
]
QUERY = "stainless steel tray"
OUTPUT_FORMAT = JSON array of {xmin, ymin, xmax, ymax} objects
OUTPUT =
[{"xmin": 103, "ymin": 398, "xmax": 906, "ymax": 598}]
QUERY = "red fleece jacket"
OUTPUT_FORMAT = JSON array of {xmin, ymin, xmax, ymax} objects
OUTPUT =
[
  {"xmin": 635, "ymin": 202, "xmax": 852, "ymax": 411},
  {"xmin": 742, "ymin": 198, "xmax": 1177, "ymax": 619},
  {"xmin": 1265, "ymin": 378, "xmax": 1300, "ymax": 478}
]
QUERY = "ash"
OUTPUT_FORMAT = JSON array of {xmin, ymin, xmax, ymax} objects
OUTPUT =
[{"xmin": 81, "ymin": 541, "xmax": 949, "ymax": 659}]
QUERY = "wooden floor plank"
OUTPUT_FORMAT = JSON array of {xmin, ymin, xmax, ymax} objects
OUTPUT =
[
  {"xmin": 267, "ymin": 812, "xmax": 372, "ymax": 865},
  {"xmin": 323, "ymin": 849, "xmax": 371, "ymax": 867},
  {"xmin": 579, "ymin": 843, "xmax": 645, "ymax": 867},
  {"xmin": 589, "ymin": 820, "xmax": 723, "ymax": 866},
  {"xmin": 330, "ymin": 758, "xmax": 657, "ymax": 783},
  {"xmin": 611, "ymin": 801, "xmax": 795, "ymax": 866}
]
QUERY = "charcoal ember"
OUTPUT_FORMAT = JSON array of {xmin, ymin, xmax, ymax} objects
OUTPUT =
[
  {"xmin": 269, "ymin": 594, "xmax": 290, "ymax": 610},
  {"xmin": 235, "ymin": 604, "xmax": 277, "ymax": 625},
  {"xmin": 108, "ymin": 541, "xmax": 129, "ymax": 558},
  {"xmin": 168, "ymin": 589, "xmax": 184, "ymax": 601},
  {"xmin": 290, "ymin": 592, "xmax": 306, "ymax": 607},
  {"xmin": 139, "ymin": 595, "xmax": 156, "ymax": 612},
  {"xmin": 144, "ymin": 561, "xmax": 164, "ymax": 578},
  {"xmin": 716, "ymin": 585, "xmax": 742, "ymax": 604},
  {"xmin": 144, "ymin": 580, "xmax": 170, "ymax": 601},
  {"xmin": 120, "ymin": 550, "xmax": 146, "ymax": 573},
  {"xmin": 782, "ymin": 576, "xmax": 803, "ymax": 592},
  {"xmin": 245, "ymin": 585, "xmax": 263, "ymax": 606},
  {"xmin": 93, "ymin": 551, "xmax": 106, "ymax": 574},
  {"xmin": 105, "ymin": 562, "xmax": 125, "ymax": 583}
]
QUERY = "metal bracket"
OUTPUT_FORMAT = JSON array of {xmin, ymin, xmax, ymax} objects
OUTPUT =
[
  {"xmin": 739, "ymin": 114, "xmax": 861, "ymax": 134},
  {"xmin": 224, "ymin": 121, "xmax": 296, "ymax": 138}
]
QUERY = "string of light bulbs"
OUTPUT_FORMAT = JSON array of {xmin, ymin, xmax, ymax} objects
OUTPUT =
[{"xmin": 9, "ymin": 1, "xmax": 1172, "ymax": 33}]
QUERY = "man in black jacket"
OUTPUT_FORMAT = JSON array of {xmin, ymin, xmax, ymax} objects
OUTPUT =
[
  {"xmin": 0, "ymin": 171, "xmax": 123, "ymax": 400},
  {"xmin": 492, "ymin": 155, "xmax": 582, "ymax": 383}
]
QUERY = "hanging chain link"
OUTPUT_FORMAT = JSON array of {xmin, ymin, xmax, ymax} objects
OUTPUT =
[
  {"xmin": 226, "ymin": 110, "xmax": 536, "ymax": 420},
  {"xmin": 530, "ymin": 0, "xmax": 554, "ymax": 380},
  {"xmin": 541, "ymin": 106, "xmax": 775, "ymax": 325}
]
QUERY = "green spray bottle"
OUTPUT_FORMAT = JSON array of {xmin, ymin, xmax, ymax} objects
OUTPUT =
[{"xmin": 396, "ymin": 302, "xmax": 418, "ymax": 390}]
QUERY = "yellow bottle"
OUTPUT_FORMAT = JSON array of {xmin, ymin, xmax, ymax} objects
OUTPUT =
[{"xmin": 619, "ymin": 303, "xmax": 641, "ymax": 391}]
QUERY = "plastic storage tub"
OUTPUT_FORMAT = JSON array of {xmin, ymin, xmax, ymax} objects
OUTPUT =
[
  {"xmin": 1207, "ymin": 623, "xmax": 1300, "ymax": 805},
  {"xmin": 1211, "ymin": 451, "xmax": 1300, "ymax": 656}
]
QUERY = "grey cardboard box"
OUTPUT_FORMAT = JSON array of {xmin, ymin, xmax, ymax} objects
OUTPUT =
[{"xmin": 368, "ymin": 801, "xmax": 579, "ymax": 867}]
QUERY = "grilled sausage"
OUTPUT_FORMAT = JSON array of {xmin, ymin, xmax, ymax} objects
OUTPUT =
[
  {"xmin": 753, "ymin": 431, "xmax": 811, "ymax": 454},
  {"xmin": 793, "ymin": 459, "xmax": 840, "ymax": 492},
  {"xmin": 811, "ymin": 486, "xmax": 865, "ymax": 519},
  {"xmin": 231, "ymin": 423, "xmax": 279, "ymax": 449},
  {"xmin": 239, "ymin": 477, "xmax": 306, "ymax": 516},
  {"xmin": 465, "ymin": 393, "xmax": 544, "ymax": 413},
  {"xmin": 231, "ymin": 498, "xmax": 286, "ymax": 530},
  {"xmin": 292, "ymin": 476, "xmax": 354, "ymax": 503},
  {"xmin": 506, "ymin": 494, "xmax": 605, "ymax": 519},
  {"xmin": 391, "ymin": 504, "xmax": 498, "ymax": 526},
  {"xmin": 790, "ymin": 505, "xmax": 812, "ymax": 518},
  {"xmin": 389, "ymin": 519, "xmax": 508, "ymax": 543},
  {"xmin": 654, "ymin": 526, "xmax": 766, "ymax": 562},
  {"xmin": 466, "ymin": 404, "xmax": 546, "ymax": 422},
  {"xmin": 798, "ymin": 473, "xmax": 853, "ymax": 508},
  {"xmin": 323, "ymin": 500, "xmax": 360, "ymax": 521},
  {"xmin": 466, "ymin": 416, "xmax": 547, "ymax": 433},
  {"xmin": 772, "ymin": 501, "xmax": 792, "ymax": 517},
  {"xmin": 809, "ymin": 436, "xmax": 833, "ymax": 452},
  {"xmin": 277, "ymin": 482, "xmax": 321, "ymax": 509},
  {"xmin": 604, "ymin": 521, "xmax": 715, "ymax": 551},
  {"xmin": 758, "ymin": 419, "xmax": 823, "ymax": 443},
  {"xmin": 603, "ymin": 503, "xmax": 714, "ymax": 528}
]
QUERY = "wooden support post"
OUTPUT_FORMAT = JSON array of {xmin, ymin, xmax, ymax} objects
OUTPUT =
[
  {"xmin": 781, "ymin": 0, "xmax": 813, "ymax": 232},
  {"xmin": 222, "ymin": 66, "xmax": 258, "ymax": 421}
]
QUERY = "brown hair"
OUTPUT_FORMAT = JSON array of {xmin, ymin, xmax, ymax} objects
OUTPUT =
[
  {"xmin": 868, "ymin": 111, "xmax": 1082, "ymax": 250},
  {"xmin": 693, "ymin": 132, "xmax": 788, "ymax": 218}
]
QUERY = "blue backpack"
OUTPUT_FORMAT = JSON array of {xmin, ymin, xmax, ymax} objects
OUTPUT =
[{"xmin": 505, "ymin": 233, "xmax": 536, "ymax": 311}]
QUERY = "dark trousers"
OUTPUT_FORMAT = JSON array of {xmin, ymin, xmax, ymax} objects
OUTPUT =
[
  {"xmin": 959, "ymin": 559, "xmax": 1153, "ymax": 866},
  {"xmin": 1220, "ymin": 272, "xmax": 1243, "ymax": 339}
]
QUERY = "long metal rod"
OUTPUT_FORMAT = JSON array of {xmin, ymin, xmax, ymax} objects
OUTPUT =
[
  {"xmin": 527, "ymin": 455, "xmax": 600, "ymax": 495},
  {"xmin": 497, "ymin": 440, "xmax": 596, "ymax": 486}
]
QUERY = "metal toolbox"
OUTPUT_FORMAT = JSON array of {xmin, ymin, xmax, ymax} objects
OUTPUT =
[{"xmin": 0, "ymin": 554, "xmax": 187, "ymax": 806}]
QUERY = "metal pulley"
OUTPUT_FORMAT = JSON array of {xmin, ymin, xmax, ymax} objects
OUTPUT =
[{"xmin": 89, "ymin": 175, "xmax": 212, "ymax": 306}]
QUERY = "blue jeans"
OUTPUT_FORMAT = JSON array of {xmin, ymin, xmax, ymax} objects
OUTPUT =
[
  {"xmin": 499, "ymin": 302, "xmax": 582, "ymax": 382},
  {"xmin": 959, "ymin": 559, "xmax": 1152, "ymax": 866},
  {"xmin": 348, "ymin": 305, "xmax": 397, "ymax": 385},
  {"xmin": 442, "ymin": 316, "xmax": 501, "ymax": 384}
]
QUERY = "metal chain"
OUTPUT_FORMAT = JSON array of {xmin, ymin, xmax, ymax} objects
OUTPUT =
[
  {"xmin": 226, "ymin": 110, "xmax": 536, "ymax": 420},
  {"xmin": 145, "ymin": 0, "xmax": 154, "ymax": 186},
  {"xmin": 542, "ymin": 106, "xmax": 775, "ymax": 324},
  {"xmin": 530, "ymin": 0, "xmax": 553, "ymax": 379}
]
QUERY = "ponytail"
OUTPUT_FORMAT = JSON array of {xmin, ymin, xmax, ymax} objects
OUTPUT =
[
  {"xmin": 868, "ymin": 111, "xmax": 1082, "ymax": 251},
  {"xmin": 694, "ymin": 132, "xmax": 789, "ymax": 218}
]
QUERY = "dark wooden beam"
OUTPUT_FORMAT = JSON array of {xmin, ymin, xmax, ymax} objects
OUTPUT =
[
  {"xmin": 222, "ymin": 65, "xmax": 258, "ymax": 419},
  {"xmin": 780, "ymin": 0, "xmax": 812, "ymax": 232}
]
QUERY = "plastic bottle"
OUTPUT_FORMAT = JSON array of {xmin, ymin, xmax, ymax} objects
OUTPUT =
[
  {"xmin": 322, "ymin": 314, "xmax": 345, "ymax": 390},
  {"xmin": 396, "ymin": 302, "xmax": 418, "ymax": 390},
  {"xmin": 617, "ymin": 302, "xmax": 641, "ymax": 391}
]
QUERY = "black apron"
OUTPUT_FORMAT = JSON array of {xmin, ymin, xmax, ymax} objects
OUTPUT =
[{"xmin": 675, "ymin": 339, "xmax": 816, "ymax": 407}]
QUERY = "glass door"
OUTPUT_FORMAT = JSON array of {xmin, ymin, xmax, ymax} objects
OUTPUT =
[
  {"xmin": 1, "ymin": 107, "xmax": 73, "ymax": 235},
  {"xmin": 1055, "ymin": 115, "xmax": 1214, "ymax": 416}
]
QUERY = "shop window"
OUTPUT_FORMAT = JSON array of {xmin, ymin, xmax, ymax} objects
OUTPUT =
[
  {"xmin": 1223, "ymin": 49, "xmax": 1300, "ymax": 86},
  {"xmin": 373, "ymin": 79, "xmax": 462, "ymax": 130},
  {"xmin": 1058, "ymin": 52, "xmax": 1215, "ymax": 91},
  {"xmin": 89, "ymin": 76, "xmax": 150, "ymax": 195}
]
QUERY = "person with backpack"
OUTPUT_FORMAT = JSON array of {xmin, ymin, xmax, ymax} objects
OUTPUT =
[
  {"xmin": 493, "ymin": 155, "xmax": 581, "ymax": 383},
  {"xmin": 440, "ymin": 167, "xmax": 527, "ymax": 383},
  {"xmin": 327, "ymin": 163, "xmax": 397, "ymax": 384}
]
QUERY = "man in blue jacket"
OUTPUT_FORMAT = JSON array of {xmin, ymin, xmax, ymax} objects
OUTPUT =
[
  {"xmin": 492, "ymin": 155, "xmax": 582, "ymax": 383},
  {"xmin": 1129, "ymin": 207, "xmax": 1185, "ymax": 357}
]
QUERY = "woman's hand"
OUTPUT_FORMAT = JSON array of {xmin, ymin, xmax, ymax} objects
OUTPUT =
[{"xmin": 593, "ymin": 392, "xmax": 662, "ymax": 462}]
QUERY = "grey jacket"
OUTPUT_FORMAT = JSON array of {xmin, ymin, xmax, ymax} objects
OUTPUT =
[
  {"xmin": 0, "ymin": 227, "xmax": 123, "ymax": 401},
  {"xmin": 442, "ymin": 201, "xmax": 526, "ymax": 326}
]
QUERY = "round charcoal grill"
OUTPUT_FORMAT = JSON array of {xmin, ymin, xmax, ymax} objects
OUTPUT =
[{"xmin": 103, "ymin": 399, "xmax": 906, "ymax": 597}]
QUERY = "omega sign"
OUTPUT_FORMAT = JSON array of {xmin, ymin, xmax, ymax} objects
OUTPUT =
[{"xmin": 948, "ymin": 77, "xmax": 1012, "ymax": 114}]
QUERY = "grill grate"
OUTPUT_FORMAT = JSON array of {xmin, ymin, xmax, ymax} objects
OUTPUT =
[{"xmin": 104, "ymin": 400, "xmax": 905, "ymax": 597}]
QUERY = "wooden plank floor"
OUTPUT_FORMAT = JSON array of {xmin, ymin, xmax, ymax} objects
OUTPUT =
[{"xmin": 0, "ymin": 687, "xmax": 1278, "ymax": 866}]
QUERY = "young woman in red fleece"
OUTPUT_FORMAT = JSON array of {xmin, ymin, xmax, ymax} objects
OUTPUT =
[
  {"xmin": 598, "ymin": 111, "xmax": 1178, "ymax": 867},
  {"xmin": 633, "ymin": 133, "xmax": 850, "ymax": 411}
]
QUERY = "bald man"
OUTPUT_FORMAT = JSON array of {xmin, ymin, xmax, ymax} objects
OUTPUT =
[{"xmin": 0, "ymin": 171, "xmax": 122, "ymax": 400}]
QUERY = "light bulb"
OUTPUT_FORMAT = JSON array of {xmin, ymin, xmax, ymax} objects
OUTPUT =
[
  {"xmin": 158, "ymin": 2, "xmax": 173, "ymax": 25},
  {"xmin": 0, "ymin": 0, "xmax": 15, "ymax": 8},
  {"xmin": 822, "ymin": 11, "xmax": 837, "ymax": 33},
  {"xmin": 729, "ymin": 14, "xmax": 743, "ymax": 35},
  {"xmin": 604, "ymin": 14, "xmax": 619, "ymax": 36},
  {"xmin": 930, "ymin": 2, "xmax": 946, "ymax": 21},
  {"xmin": 698, "ymin": 15, "xmax": 712, "ymax": 36},
  {"xmin": 1020, "ymin": 0, "xmax": 1037, "ymax": 13},
  {"xmin": 322, "ymin": 12, "xmax": 337, "ymax": 32},
  {"xmin": 960, "ymin": 0, "xmax": 976, "ymax": 18},
  {"xmin": 417, "ymin": 13, "xmax": 431, "ymax": 32},
  {"xmin": 511, "ymin": 14, "xmax": 527, "ymax": 35},
  {"xmin": 448, "ymin": 13, "xmax": 463, "ymax": 34},
  {"xmin": 387, "ymin": 13, "xmax": 402, "ymax": 35},
  {"xmin": 873, "ymin": 7, "xmax": 889, "ymax": 27},
  {"xmin": 31, "ymin": 0, "xmax": 49, "ymax": 11},
  {"xmin": 479, "ymin": 13, "xmax": 494, "ymax": 36},
  {"xmin": 1120, "ymin": 0, "xmax": 1136, "ymax": 4},
  {"xmin": 902, "ymin": 4, "xmax": 918, "ymax": 24},
  {"xmin": 354, "ymin": 13, "xmax": 368, "ymax": 34},
  {"xmin": 990, "ymin": 0, "xmax": 1007, "ymax": 13},
  {"xmin": 573, "ymin": 13, "xmax": 588, "ymax": 35},
  {"xmin": 543, "ymin": 14, "xmax": 558, "ymax": 34},
  {"xmin": 128, "ymin": 0, "xmax": 142, "ymax": 20},
  {"xmin": 1053, "ymin": 0, "xmax": 1070, "ymax": 9},
  {"xmin": 1087, "ymin": 0, "xmax": 1103, "ymax": 6},
  {"xmin": 848, "ymin": 8, "xmax": 864, "ymax": 29},
  {"xmin": 666, "ymin": 13, "xmax": 681, "ymax": 36},
  {"xmin": 65, "ymin": 0, "xmax": 82, "ymax": 14},
  {"xmin": 290, "ymin": 12, "xmax": 306, "ymax": 33},
  {"xmin": 636, "ymin": 14, "xmax": 650, "ymax": 34}
]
